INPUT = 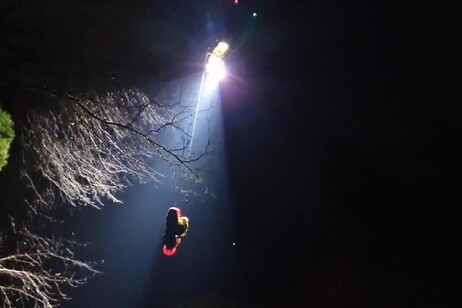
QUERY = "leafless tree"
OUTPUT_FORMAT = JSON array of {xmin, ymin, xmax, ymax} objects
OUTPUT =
[
  {"xmin": 0, "ymin": 86, "xmax": 211, "ymax": 307},
  {"xmin": 0, "ymin": 220, "xmax": 100, "ymax": 307},
  {"xmin": 21, "ymin": 87, "xmax": 208, "ymax": 211},
  {"xmin": 2, "ymin": 3, "xmax": 213, "ymax": 307}
]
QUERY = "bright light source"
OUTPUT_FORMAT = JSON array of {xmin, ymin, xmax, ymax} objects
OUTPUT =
[
  {"xmin": 252, "ymin": 12, "xmax": 258, "ymax": 18},
  {"xmin": 234, "ymin": 0, "xmax": 239, "ymax": 4},
  {"xmin": 205, "ymin": 54, "xmax": 226, "ymax": 81}
]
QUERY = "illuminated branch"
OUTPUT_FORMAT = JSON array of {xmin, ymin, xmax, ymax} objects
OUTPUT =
[
  {"xmin": 21, "ymin": 87, "xmax": 210, "ymax": 210},
  {"xmin": 0, "ymin": 227, "xmax": 100, "ymax": 308}
]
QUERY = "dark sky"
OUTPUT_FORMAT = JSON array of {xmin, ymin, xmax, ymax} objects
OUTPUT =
[
  {"xmin": 220, "ymin": 2, "xmax": 458, "ymax": 305},
  {"xmin": 1, "ymin": 0, "xmax": 460, "ymax": 307}
]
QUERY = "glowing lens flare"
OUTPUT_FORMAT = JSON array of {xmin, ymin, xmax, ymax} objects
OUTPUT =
[{"xmin": 205, "ymin": 54, "xmax": 226, "ymax": 80}]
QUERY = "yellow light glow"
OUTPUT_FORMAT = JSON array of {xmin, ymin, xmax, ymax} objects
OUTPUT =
[{"xmin": 212, "ymin": 41, "xmax": 229, "ymax": 58}]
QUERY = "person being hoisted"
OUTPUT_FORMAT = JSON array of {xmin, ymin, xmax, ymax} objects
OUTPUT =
[{"xmin": 162, "ymin": 207, "xmax": 189, "ymax": 256}]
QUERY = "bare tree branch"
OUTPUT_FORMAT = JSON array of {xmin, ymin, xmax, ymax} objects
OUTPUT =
[
  {"xmin": 1, "ymin": 84, "xmax": 213, "ymax": 307},
  {"xmin": 0, "ymin": 226, "xmax": 100, "ymax": 308},
  {"xmin": 21, "ymin": 87, "xmax": 209, "ymax": 210}
]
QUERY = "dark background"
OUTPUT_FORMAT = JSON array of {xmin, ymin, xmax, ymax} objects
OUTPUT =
[{"xmin": 1, "ymin": 0, "xmax": 459, "ymax": 307}]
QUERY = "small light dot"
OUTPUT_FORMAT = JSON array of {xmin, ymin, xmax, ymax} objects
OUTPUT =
[{"xmin": 232, "ymin": 242, "xmax": 236, "ymax": 246}]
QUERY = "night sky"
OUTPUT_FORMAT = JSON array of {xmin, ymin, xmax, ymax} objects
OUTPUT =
[{"xmin": 1, "ymin": 0, "xmax": 459, "ymax": 307}]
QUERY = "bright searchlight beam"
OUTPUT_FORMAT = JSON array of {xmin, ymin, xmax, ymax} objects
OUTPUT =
[
  {"xmin": 188, "ymin": 41, "xmax": 230, "ymax": 157},
  {"xmin": 205, "ymin": 41, "xmax": 229, "ymax": 81},
  {"xmin": 205, "ymin": 54, "xmax": 226, "ymax": 81}
]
